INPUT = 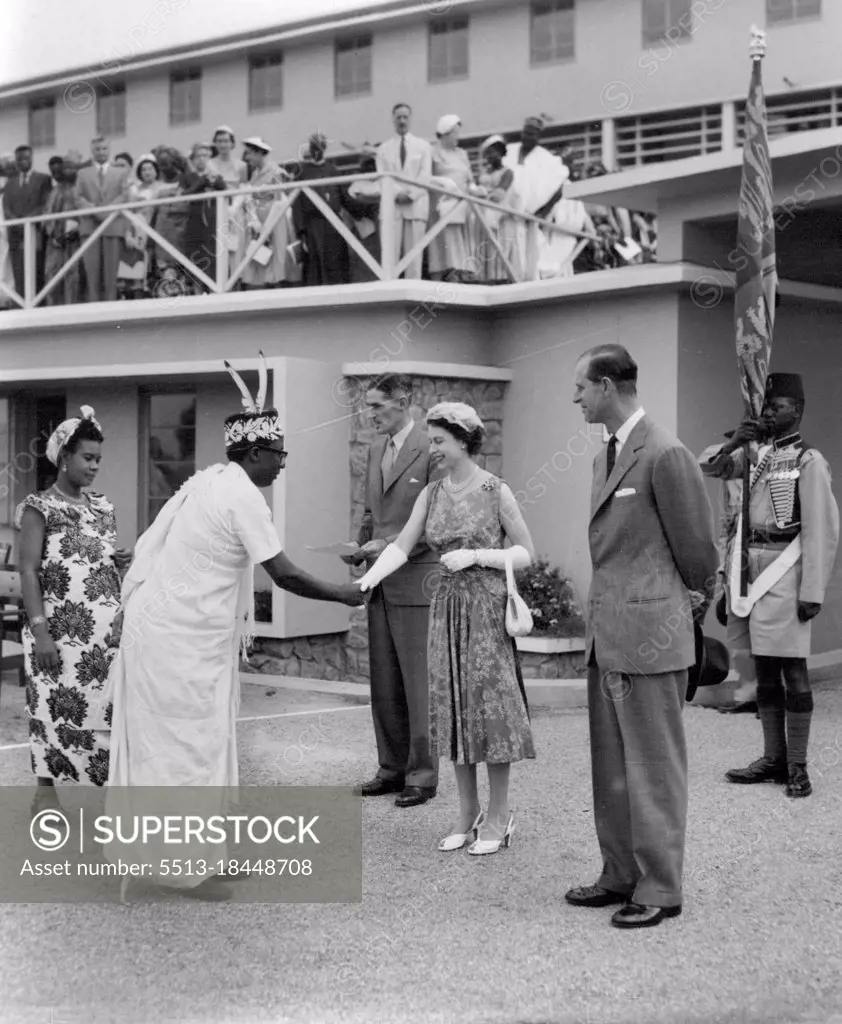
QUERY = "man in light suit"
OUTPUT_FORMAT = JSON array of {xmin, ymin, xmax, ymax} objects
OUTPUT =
[
  {"xmin": 75, "ymin": 136, "xmax": 129, "ymax": 302},
  {"xmin": 346, "ymin": 374, "xmax": 441, "ymax": 807},
  {"xmin": 375, "ymin": 103, "xmax": 432, "ymax": 280},
  {"xmin": 2, "ymin": 145, "xmax": 53, "ymax": 298},
  {"xmin": 566, "ymin": 344, "xmax": 718, "ymax": 929}
]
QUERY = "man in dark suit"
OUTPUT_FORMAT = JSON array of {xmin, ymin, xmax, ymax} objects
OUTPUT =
[
  {"xmin": 346, "ymin": 374, "xmax": 440, "ymax": 807},
  {"xmin": 75, "ymin": 136, "xmax": 130, "ymax": 302},
  {"xmin": 2, "ymin": 145, "xmax": 52, "ymax": 299},
  {"xmin": 566, "ymin": 344, "xmax": 718, "ymax": 929}
]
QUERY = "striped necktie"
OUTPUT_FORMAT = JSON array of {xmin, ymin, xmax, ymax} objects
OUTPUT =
[{"xmin": 382, "ymin": 438, "xmax": 397, "ymax": 482}]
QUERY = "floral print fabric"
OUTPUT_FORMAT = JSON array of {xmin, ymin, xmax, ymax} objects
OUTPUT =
[
  {"xmin": 14, "ymin": 490, "xmax": 123, "ymax": 785},
  {"xmin": 425, "ymin": 476, "xmax": 535, "ymax": 765}
]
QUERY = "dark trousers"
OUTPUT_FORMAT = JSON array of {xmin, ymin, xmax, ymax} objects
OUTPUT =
[
  {"xmin": 302, "ymin": 219, "xmax": 348, "ymax": 286},
  {"xmin": 367, "ymin": 589, "xmax": 437, "ymax": 789},
  {"xmin": 587, "ymin": 655, "xmax": 688, "ymax": 907}
]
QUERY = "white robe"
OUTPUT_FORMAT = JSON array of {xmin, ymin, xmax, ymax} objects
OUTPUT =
[
  {"xmin": 504, "ymin": 143, "xmax": 571, "ymax": 279},
  {"xmin": 104, "ymin": 462, "xmax": 281, "ymax": 887}
]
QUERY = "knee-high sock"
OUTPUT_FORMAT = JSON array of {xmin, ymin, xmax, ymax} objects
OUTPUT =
[
  {"xmin": 755, "ymin": 656, "xmax": 786, "ymax": 763},
  {"xmin": 782, "ymin": 659, "xmax": 813, "ymax": 766}
]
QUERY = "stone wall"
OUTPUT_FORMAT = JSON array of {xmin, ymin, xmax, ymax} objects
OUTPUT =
[
  {"xmin": 246, "ymin": 374, "xmax": 507, "ymax": 684},
  {"xmin": 518, "ymin": 650, "xmax": 587, "ymax": 680}
]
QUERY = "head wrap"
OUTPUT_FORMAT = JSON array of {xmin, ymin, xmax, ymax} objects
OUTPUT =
[
  {"xmin": 435, "ymin": 114, "xmax": 461, "ymax": 137},
  {"xmin": 765, "ymin": 373, "xmax": 804, "ymax": 404},
  {"xmin": 426, "ymin": 402, "xmax": 484, "ymax": 434},
  {"xmin": 46, "ymin": 405, "xmax": 101, "ymax": 466},
  {"xmin": 524, "ymin": 115, "xmax": 546, "ymax": 130},
  {"xmin": 223, "ymin": 351, "xmax": 284, "ymax": 452},
  {"xmin": 243, "ymin": 137, "xmax": 271, "ymax": 154},
  {"xmin": 480, "ymin": 134, "xmax": 506, "ymax": 153}
]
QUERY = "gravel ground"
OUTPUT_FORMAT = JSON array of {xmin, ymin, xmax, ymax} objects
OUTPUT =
[{"xmin": 1, "ymin": 679, "xmax": 841, "ymax": 1024}]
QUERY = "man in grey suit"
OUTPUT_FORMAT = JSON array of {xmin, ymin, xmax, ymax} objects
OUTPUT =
[
  {"xmin": 75, "ymin": 136, "xmax": 129, "ymax": 302},
  {"xmin": 347, "ymin": 374, "xmax": 440, "ymax": 807},
  {"xmin": 565, "ymin": 344, "xmax": 718, "ymax": 929}
]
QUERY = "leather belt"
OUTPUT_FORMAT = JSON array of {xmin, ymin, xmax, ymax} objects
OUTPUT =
[{"xmin": 747, "ymin": 528, "xmax": 800, "ymax": 546}]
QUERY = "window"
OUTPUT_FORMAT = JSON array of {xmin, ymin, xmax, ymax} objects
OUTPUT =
[
  {"xmin": 641, "ymin": 0, "xmax": 692, "ymax": 45},
  {"xmin": 767, "ymin": 0, "xmax": 821, "ymax": 24},
  {"xmin": 169, "ymin": 69, "xmax": 201, "ymax": 126},
  {"xmin": 142, "ymin": 392, "xmax": 197, "ymax": 527},
  {"xmin": 531, "ymin": 0, "xmax": 575, "ymax": 64},
  {"xmin": 248, "ymin": 53, "xmax": 283, "ymax": 112},
  {"xmin": 28, "ymin": 99, "xmax": 55, "ymax": 148},
  {"xmin": 335, "ymin": 36, "xmax": 372, "ymax": 98},
  {"xmin": 428, "ymin": 18, "xmax": 469, "ymax": 82},
  {"xmin": 96, "ymin": 84, "xmax": 126, "ymax": 137}
]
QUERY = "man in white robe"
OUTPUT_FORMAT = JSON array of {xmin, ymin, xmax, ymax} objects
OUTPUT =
[
  {"xmin": 105, "ymin": 357, "xmax": 362, "ymax": 900},
  {"xmin": 504, "ymin": 116, "xmax": 573, "ymax": 278}
]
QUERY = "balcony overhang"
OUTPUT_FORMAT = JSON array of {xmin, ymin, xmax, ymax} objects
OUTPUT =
[{"xmin": 566, "ymin": 127, "xmax": 842, "ymax": 212}]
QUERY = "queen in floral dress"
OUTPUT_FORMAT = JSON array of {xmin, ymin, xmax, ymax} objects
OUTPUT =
[
  {"xmin": 16, "ymin": 407, "xmax": 131, "ymax": 812},
  {"xmin": 358, "ymin": 401, "xmax": 536, "ymax": 856}
]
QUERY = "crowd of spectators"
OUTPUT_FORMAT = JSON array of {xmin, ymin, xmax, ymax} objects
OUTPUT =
[{"xmin": 0, "ymin": 109, "xmax": 657, "ymax": 309}]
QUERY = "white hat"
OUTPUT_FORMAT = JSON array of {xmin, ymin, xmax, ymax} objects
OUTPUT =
[
  {"xmin": 480, "ymin": 134, "xmax": 506, "ymax": 153},
  {"xmin": 435, "ymin": 114, "xmax": 461, "ymax": 137},
  {"xmin": 243, "ymin": 137, "xmax": 271, "ymax": 154},
  {"xmin": 214, "ymin": 125, "xmax": 235, "ymax": 137}
]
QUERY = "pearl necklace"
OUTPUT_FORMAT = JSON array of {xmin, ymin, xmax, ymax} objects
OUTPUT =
[
  {"xmin": 50, "ymin": 483, "xmax": 89, "ymax": 506},
  {"xmin": 446, "ymin": 465, "xmax": 478, "ymax": 493}
]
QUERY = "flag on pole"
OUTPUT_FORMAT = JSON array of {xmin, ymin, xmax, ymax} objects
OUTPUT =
[
  {"xmin": 734, "ymin": 26, "xmax": 776, "ymax": 598},
  {"xmin": 734, "ymin": 26, "xmax": 777, "ymax": 421}
]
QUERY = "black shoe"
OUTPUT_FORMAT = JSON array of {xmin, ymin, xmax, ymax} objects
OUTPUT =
[
  {"xmin": 725, "ymin": 756, "xmax": 788, "ymax": 785},
  {"xmin": 564, "ymin": 883, "xmax": 628, "ymax": 908},
  {"xmin": 717, "ymin": 701, "xmax": 759, "ymax": 715},
  {"xmin": 611, "ymin": 902, "xmax": 682, "ymax": 929},
  {"xmin": 785, "ymin": 763, "xmax": 812, "ymax": 798},
  {"xmin": 357, "ymin": 778, "xmax": 404, "ymax": 797},
  {"xmin": 394, "ymin": 786, "xmax": 436, "ymax": 807}
]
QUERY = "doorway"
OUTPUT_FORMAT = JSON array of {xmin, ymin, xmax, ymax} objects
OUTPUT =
[{"xmin": 34, "ymin": 395, "xmax": 67, "ymax": 493}]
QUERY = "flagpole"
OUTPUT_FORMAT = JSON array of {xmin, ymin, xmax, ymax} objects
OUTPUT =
[{"xmin": 736, "ymin": 26, "xmax": 776, "ymax": 598}]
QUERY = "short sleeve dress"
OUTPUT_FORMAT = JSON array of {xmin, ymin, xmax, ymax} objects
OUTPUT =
[
  {"xmin": 14, "ymin": 490, "xmax": 123, "ymax": 785},
  {"xmin": 425, "ymin": 475, "xmax": 535, "ymax": 765}
]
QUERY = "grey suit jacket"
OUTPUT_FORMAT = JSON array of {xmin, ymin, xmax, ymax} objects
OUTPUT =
[
  {"xmin": 586, "ymin": 415, "xmax": 719, "ymax": 675},
  {"xmin": 76, "ymin": 164, "xmax": 130, "ymax": 237},
  {"xmin": 357, "ymin": 421, "xmax": 441, "ymax": 606}
]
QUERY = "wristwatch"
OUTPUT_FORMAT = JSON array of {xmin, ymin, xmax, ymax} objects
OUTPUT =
[{"xmin": 30, "ymin": 615, "xmax": 47, "ymax": 627}]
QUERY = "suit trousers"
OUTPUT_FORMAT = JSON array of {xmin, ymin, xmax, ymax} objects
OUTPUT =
[
  {"xmin": 587, "ymin": 655, "xmax": 688, "ymax": 907},
  {"xmin": 389, "ymin": 218, "xmax": 426, "ymax": 280},
  {"xmin": 82, "ymin": 235, "xmax": 120, "ymax": 302},
  {"xmin": 367, "ymin": 589, "xmax": 437, "ymax": 788}
]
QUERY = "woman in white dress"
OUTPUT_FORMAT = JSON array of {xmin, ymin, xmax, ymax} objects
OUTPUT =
[{"xmin": 428, "ymin": 115, "xmax": 474, "ymax": 282}]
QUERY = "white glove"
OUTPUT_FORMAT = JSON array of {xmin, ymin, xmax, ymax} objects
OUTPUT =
[
  {"xmin": 473, "ymin": 546, "xmax": 531, "ymax": 571},
  {"xmin": 440, "ymin": 549, "xmax": 477, "ymax": 572},
  {"xmin": 356, "ymin": 543, "xmax": 408, "ymax": 592}
]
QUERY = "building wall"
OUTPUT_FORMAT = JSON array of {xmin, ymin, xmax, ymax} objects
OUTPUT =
[
  {"xmin": 5, "ymin": 0, "xmax": 840, "ymax": 163},
  {"xmin": 489, "ymin": 290, "xmax": 680, "ymax": 613},
  {"xmin": 677, "ymin": 292, "xmax": 842, "ymax": 654}
]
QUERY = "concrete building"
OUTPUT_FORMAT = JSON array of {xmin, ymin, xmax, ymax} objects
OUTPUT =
[
  {"xmin": 1, "ymin": 0, "xmax": 840, "ymax": 681},
  {"xmin": 1, "ymin": 0, "xmax": 840, "ymax": 173}
]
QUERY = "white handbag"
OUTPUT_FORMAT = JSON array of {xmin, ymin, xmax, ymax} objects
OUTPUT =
[{"xmin": 504, "ymin": 550, "xmax": 533, "ymax": 638}]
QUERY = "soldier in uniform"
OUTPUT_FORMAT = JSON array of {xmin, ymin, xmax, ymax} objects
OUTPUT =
[{"xmin": 699, "ymin": 373, "xmax": 839, "ymax": 798}]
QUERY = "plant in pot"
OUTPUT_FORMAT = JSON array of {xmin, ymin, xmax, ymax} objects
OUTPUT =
[{"xmin": 514, "ymin": 557, "xmax": 586, "ymax": 638}]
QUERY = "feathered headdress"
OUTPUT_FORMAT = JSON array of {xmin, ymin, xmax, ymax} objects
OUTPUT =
[{"xmin": 223, "ymin": 351, "xmax": 284, "ymax": 451}]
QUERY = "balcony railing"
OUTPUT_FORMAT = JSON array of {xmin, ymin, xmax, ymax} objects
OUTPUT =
[{"xmin": 0, "ymin": 171, "xmax": 599, "ymax": 311}]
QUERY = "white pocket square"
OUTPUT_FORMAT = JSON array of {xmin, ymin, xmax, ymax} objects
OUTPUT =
[
  {"xmin": 615, "ymin": 487, "xmax": 636, "ymax": 497},
  {"xmin": 410, "ymin": 478, "xmax": 420, "ymax": 483}
]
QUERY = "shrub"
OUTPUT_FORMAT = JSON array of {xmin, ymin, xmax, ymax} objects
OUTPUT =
[{"xmin": 514, "ymin": 557, "xmax": 586, "ymax": 638}]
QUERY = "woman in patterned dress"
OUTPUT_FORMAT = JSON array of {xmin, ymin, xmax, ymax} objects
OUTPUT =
[
  {"xmin": 358, "ymin": 402, "xmax": 535, "ymax": 855},
  {"xmin": 16, "ymin": 407, "xmax": 132, "ymax": 814}
]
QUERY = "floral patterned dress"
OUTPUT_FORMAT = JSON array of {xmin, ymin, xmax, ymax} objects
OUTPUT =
[
  {"xmin": 14, "ymin": 490, "xmax": 123, "ymax": 785},
  {"xmin": 426, "ymin": 476, "xmax": 535, "ymax": 765}
]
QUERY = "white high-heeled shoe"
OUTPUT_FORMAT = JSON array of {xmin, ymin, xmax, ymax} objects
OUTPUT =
[
  {"xmin": 467, "ymin": 812, "xmax": 515, "ymax": 856},
  {"xmin": 438, "ymin": 809, "xmax": 486, "ymax": 852}
]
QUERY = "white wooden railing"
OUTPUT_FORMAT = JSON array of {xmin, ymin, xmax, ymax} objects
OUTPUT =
[{"xmin": 0, "ymin": 171, "xmax": 598, "ymax": 310}]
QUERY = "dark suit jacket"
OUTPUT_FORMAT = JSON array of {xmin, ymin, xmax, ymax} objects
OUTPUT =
[
  {"xmin": 587, "ymin": 415, "xmax": 718, "ymax": 675},
  {"xmin": 76, "ymin": 164, "xmax": 130, "ymax": 238},
  {"xmin": 358, "ymin": 421, "xmax": 441, "ymax": 606},
  {"xmin": 2, "ymin": 171, "xmax": 52, "ymax": 247}
]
